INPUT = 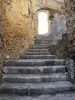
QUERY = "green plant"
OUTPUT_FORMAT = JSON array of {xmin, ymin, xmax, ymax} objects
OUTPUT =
[{"xmin": 49, "ymin": 15, "xmax": 54, "ymax": 20}]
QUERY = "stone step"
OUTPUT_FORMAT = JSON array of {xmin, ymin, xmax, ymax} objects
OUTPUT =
[
  {"xmin": 34, "ymin": 41, "xmax": 50, "ymax": 44},
  {"xmin": 31, "ymin": 46, "xmax": 49, "ymax": 49},
  {"xmin": 3, "ymin": 73, "xmax": 68, "ymax": 83},
  {"xmin": 35, "ymin": 38, "xmax": 50, "ymax": 41},
  {"xmin": 28, "ymin": 49, "xmax": 48, "ymax": 52},
  {"xmin": 35, "ymin": 41, "xmax": 50, "ymax": 43},
  {"xmin": 0, "ymin": 81, "xmax": 73, "ymax": 95},
  {"xmin": 4, "ymin": 59, "xmax": 65, "ymax": 66},
  {"xmin": 33, "ymin": 44, "xmax": 50, "ymax": 46},
  {"xmin": 34, "ymin": 39, "xmax": 51, "ymax": 44},
  {"xmin": 34, "ymin": 41, "xmax": 50, "ymax": 43},
  {"xmin": 26, "ymin": 52, "xmax": 50, "ymax": 55},
  {"xmin": 20, "ymin": 55, "xmax": 55, "ymax": 59},
  {"xmin": 4, "ymin": 65, "xmax": 66, "ymax": 74},
  {"xmin": 35, "ymin": 37, "xmax": 50, "ymax": 39},
  {"xmin": 33, "ymin": 43, "xmax": 49, "ymax": 47}
]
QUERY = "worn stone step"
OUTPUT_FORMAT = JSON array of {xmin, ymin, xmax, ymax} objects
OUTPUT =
[
  {"xmin": 35, "ymin": 37, "xmax": 50, "ymax": 39},
  {"xmin": 4, "ymin": 59, "xmax": 65, "ymax": 66},
  {"xmin": 33, "ymin": 44, "xmax": 50, "ymax": 46},
  {"xmin": 3, "ymin": 73, "xmax": 68, "ymax": 83},
  {"xmin": 33, "ymin": 44, "xmax": 49, "ymax": 46},
  {"xmin": 4, "ymin": 66, "xmax": 66, "ymax": 74},
  {"xmin": 34, "ymin": 41, "xmax": 50, "ymax": 44},
  {"xmin": 0, "ymin": 81, "xmax": 73, "ymax": 95},
  {"xmin": 35, "ymin": 38, "xmax": 51, "ymax": 41},
  {"xmin": 26, "ymin": 52, "xmax": 50, "ymax": 55},
  {"xmin": 34, "ymin": 40, "xmax": 50, "ymax": 43},
  {"xmin": 35, "ymin": 37, "xmax": 51, "ymax": 40},
  {"xmin": 35, "ymin": 41, "xmax": 50, "ymax": 43},
  {"xmin": 31, "ymin": 46, "xmax": 49, "ymax": 49},
  {"xmin": 20, "ymin": 55, "xmax": 55, "ymax": 59},
  {"xmin": 28, "ymin": 49, "xmax": 48, "ymax": 52}
]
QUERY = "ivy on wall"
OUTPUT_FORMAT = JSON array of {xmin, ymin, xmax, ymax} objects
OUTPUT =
[{"xmin": 49, "ymin": 15, "xmax": 54, "ymax": 20}]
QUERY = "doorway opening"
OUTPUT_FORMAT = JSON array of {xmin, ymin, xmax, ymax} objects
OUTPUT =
[{"xmin": 38, "ymin": 12, "xmax": 48, "ymax": 35}]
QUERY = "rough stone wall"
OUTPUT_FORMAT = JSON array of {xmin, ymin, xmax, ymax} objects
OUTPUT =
[
  {"xmin": 65, "ymin": 59, "xmax": 75, "ymax": 83},
  {"xmin": 50, "ymin": 14, "xmax": 67, "ymax": 45},
  {"xmin": 64, "ymin": 0, "xmax": 75, "ymax": 60},
  {"xmin": 1, "ymin": 0, "xmax": 35, "ymax": 60},
  {"xmin": 49, "ymin": 33, "xmax": 69, "ymax": 59},
  {"xmin": 0, "ymin": 0, "xmax": 4, "ymax": 81},
  {"xmin": 33, "ymin": 15, "xmax": 38, "ymax": 35}
]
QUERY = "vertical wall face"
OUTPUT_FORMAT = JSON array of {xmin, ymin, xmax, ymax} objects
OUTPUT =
[
  {"xmin": 0, "ymin": 0, "xmax": 4, "ymax": 73},
  {"xmin": 1, "ymin": 0, "xmax": 35, "ymax": 59},
  {"xmin": 64, "ymin": 0, "xmax": 74, "ymax": 38},
  {"xmin": 33, "ymin": 14, "xmax": 38, "ymax": 35},
  {"xmin": 50, "ymin": 14, "xmax": 67, "ymax": 44},
  {"xmin": 64, "ymin": 0, "xmax": 75, "ymax": 58}
]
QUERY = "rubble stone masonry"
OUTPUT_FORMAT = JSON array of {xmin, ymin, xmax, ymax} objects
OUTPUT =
[
  {"xmin": 64, "ymin": 0, "xmax": 75, "ymax": 60},
  {"xmin": 0, "ymin": 0, "xmax": 36, "ymax": 60}
]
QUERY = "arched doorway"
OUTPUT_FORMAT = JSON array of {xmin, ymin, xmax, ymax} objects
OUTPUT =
[{"xmin": 38, "ymin": 11, "xmax": 49, "ymax": 35}]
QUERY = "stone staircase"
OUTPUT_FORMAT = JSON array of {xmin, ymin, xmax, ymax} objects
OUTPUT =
[{"xmin": 0, "ymin": 35, "xmax": 74, "ymax": 95}]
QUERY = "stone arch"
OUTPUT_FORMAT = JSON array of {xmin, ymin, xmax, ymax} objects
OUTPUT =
[
  {"xmin": 36, "ymin": 8, "xmax": 56, "ymax": 35},
  {"xmin": 37, "ymin": 7, "xmax": 61, "ymax": 15}
]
